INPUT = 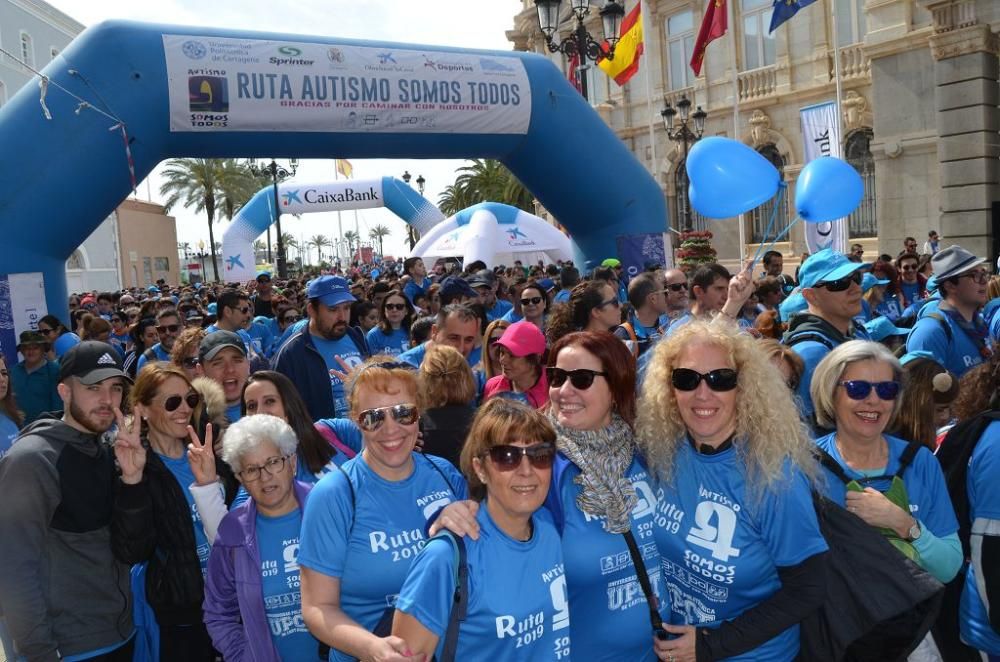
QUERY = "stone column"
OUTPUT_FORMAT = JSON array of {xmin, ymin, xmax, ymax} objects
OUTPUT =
[{"xmin": 927, "ymin": 0, "xmax": 999, "ymax": 258}]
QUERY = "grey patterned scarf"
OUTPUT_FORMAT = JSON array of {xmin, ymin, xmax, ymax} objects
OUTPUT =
[{"xmin": 549, "ymin": 413, "xmax": 638, "ymax": 534}]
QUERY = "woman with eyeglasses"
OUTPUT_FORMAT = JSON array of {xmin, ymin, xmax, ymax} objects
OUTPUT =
[
  {"xmin": 36, "ymin": 314, "xmax": 80, "ymax": 359},
  {"xmin": 432, "ymin": 331, "xmax": 668, "ymax": 661},
  {"xmin": 114, "ymin": 363, "xmax": 241, "ymax": 660},
  {"xmin": 482, "ymin": 319, "xmax": 510, "ymax": 379},
  {"xmin": 516, "ymin": 281, "xmax": 548, "ymax": 332},
  {"xmin": 298, "ymin": 358, "xmax": 467, "ymax": 662},
  {"xmin": 203, "ymin": 414, "xmax": 323, "ymax": 662},
  {"xmin": 391, "ymin": 398, "xmax": 567, "ymax": 660},
  {"xmin": 811, "ymin": 341, "xmax": 962, "ymax": 585},
  {"xmin": 483, "ymin": 321, "xmax": 549, "ymax": 409},
  {"xmin": 242, "ymin": 371, "xmax": 362, "ymax": 483},
  {"xmin": 367, "ymin": 290, "xmax": 414, "ymax": 358},
  {"xmin": 109, "ymin": 311, "xmax": 132, "ymax": 356},
  {"xmin": 545, "ymin": 280, "xmax": 622, "ymax": 348},
  {"xmin": 638, "ymin": 319, "xmax": 829, "ymax": 662}
]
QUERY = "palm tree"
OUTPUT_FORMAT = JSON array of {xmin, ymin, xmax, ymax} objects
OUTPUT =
[
  {"xmin": 281, "ymin": 233, "xmax": 299, "ymax": 264},
  {"xmin": 368, "ymin": 224, "xmax": 391, "ymax": 256},
  {"xmin": 437, "ymin": 159, "xmax": 533, "ymax": 216},
  {"xmin": 160, "ymin": 158, "xmax": 257, "ymax": 282},
  {"xmin": 308, "ymin": 235, "xmax": 330, "ymax": 266},
  {"xmin": 343, "ymin": 230, "xmax": 360, "ymax": 262}
]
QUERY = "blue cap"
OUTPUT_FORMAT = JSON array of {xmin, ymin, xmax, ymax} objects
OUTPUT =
[
  {"xmin": 193, "ymin": 282, "xmax": 203, "ymax": 290},
  {"xmin": 900, "ymin": 350, "xmax": 941, "ymax": 367},
  {"xmin": 306, "ymin": 275, "xmax": 356, "ymax": 307},
  {"xmin": 538, "ymin": 278, "xmax": 556, "ymax": 291},
  {"xmin": 439, "ymin": 276, "xmax": 477, "ymax": 302},
  {"xmin": 779, "ymin": 289, "xmax": 808, "ymax": 318},
  {"xmin": 798, "ymin": 248, "xmax": 865, "ymax": 289},
  {"xmin": 864, "ymin": 316, "xmax": 907, "ymax": 342},
  {"xmin": 862, "ymin": 273, "xmax": 890, "ymax": 293},
  {"xmin": 147, "ymin": 285, "xmax": 159, "ymax": 293},
  {"xmin": 926, "ymin": 275, "xmax": 938, "ymax": 293},
  {"xmin": 206, "ymin": 302, "xmax": 217, "ymax": 315},
  {"xmin": 256, "ymin": 271, "xmax": 272, "ymax": 282}
]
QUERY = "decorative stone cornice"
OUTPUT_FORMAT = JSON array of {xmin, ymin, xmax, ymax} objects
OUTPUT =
[{"xmin": 929, "ymin": 22, "xmax": 998, "ymax": 60}]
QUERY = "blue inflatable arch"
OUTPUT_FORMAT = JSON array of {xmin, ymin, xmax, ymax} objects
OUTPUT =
[{"xmin": 0, "ymin": 20, "xmax": 667, "ymax": 319}]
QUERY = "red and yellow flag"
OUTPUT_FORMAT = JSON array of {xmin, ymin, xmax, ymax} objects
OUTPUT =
[
  {"xmin": 597, "ymin": 3, "xmax": 644, "ymax": 86},
  {"xmin": 690, "ymin": 0, "xmax": 727, "ymax": 76}
]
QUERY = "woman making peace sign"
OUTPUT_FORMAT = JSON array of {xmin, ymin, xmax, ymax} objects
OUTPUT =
[{"xmin": 113, "ymin": 363, "xmax": 240, "ymax": 661}]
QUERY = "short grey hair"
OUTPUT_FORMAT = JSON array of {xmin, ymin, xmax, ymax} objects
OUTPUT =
[
  {"xmin": 221, "ymin": 414, "xmax": 298, "ymax": 473},
  {"xmin": 811, "ymin": 340, "xmax": 903, "ymax": 430}
]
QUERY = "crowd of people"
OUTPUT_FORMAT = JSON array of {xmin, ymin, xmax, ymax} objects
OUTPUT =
[{"xmin": 0, "ymin": 237, "xmax": 998, "ymax": 661}]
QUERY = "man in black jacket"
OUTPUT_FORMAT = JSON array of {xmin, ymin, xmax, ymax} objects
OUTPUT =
[{"xmin": 0, "ymin": 342, "xmax": 134, "ymax": 661}]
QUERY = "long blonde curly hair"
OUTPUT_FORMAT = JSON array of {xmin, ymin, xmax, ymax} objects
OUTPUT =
[{"xmin": 637, "ymin": 320, "xmax": 818, "ymax": 493}]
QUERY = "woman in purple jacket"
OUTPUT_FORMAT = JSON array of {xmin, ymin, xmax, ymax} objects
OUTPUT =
[{"xmin": 203, "ymin": 414, "xmax": 321, "ymax": 661}]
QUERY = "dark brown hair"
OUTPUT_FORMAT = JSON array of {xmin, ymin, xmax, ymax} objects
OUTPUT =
[{"xmin": 547, "ymin": 331, "xmax": 637, "ymax": 427}]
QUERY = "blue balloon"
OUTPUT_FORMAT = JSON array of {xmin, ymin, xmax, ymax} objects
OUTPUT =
[
  {"xmin": 795, "ymin": 157, "xmax": 864, "ymax": 223},
  {"xmin": 686, "ymin": 137, "xmax": 781, "ymax": 218}
]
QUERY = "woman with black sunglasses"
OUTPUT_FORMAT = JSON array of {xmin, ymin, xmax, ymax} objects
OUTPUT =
[
  {"xmin": 811, "ymin": 341, "xmax": 962, "ymax": 586},
  {"xmin": 432, "ymin": 330, "xmax": 668, "ymax": 661},
  {"xmin": 545, "ymin": 280, "xmax": 622, "ymax": 348},
  {"xmin": 367, "ymin": 290, "xmax": 413, "ymax": 357},
  {"xmin": 36, "ymin": 314, "xmax": 80, "ymax": 359},
  {"xmin": 114, "ymin": 363, "xmax": 241, "ymax": 660},
  {"xmin": 516, "ymin": 281, "xmax": 549, "ymax": 332},
  {"xmin": 298, "ymin": 358, "xmax": 467, "ymax": 662},
  {"xmin": 392, "ymin": 398, "xmax": 566, "ymax": 660},
  {"xmin": 639, "ymin": 320, "xmax": 829, "ymax": 662}
]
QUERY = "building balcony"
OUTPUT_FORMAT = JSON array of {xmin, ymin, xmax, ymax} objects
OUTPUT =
[
  {"xmin": 663, "ymin": 86, "xmax": 696, "ymax": 109},
  {"xmin": 830, "ymin": 43, "xmax": 871, "ymax": 81},
  {"xmin": 738, "ymin": 65, "xmax": 778, "ymax": 103}
]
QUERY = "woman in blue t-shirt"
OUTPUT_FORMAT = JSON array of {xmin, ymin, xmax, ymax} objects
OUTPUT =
[
  {"xmin": 37, "ymin": 314, "xmax": 80, "ymax": 358},
  {"xmin": 204, "ymin": 414, "xmax": 322, "ymax": 661},
  {"xmin": 393, "ymin": 398, "xmax": 568, "ymax": 661},
  {"xmin": 298, "ymin": 358, "xmax": 467, "ymax": 662},
  {"xmin": 366, "ymin": 290, "xmax": 413, "ymax": 358},
  {"xmin": 242, "ymin": 371, "xmax": 361, "ymax": 483},
  {"xmin": 638, "ymin": 320, "xmax": 830, "ymax": 662},
  {"xmin": 433, "ymin": 331, "xmax": 668, "ymax": 660},
  {"xmin": 809, "ymin": 341, "xmax": 963, "ymax": 586},
  {"xmin": 0, "ymin": 355, "xmax": 22, "ymax": 457}
]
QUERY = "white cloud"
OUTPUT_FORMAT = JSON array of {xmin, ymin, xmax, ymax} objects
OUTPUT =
[{"xmin": 45, "ymin": 0, "xmax": 524, "ymax": 262}]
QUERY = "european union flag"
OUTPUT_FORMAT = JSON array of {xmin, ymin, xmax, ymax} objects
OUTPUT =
[{"xmin": 769, "ymin": 0, "xmax": 817, "ymax": 33}]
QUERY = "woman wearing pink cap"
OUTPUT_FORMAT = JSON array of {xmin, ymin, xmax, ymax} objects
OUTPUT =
[{"xmin": 482, "ymin": 320, "xmax": 549, "ymax": 408}]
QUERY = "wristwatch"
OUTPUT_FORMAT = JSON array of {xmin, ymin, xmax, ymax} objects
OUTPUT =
[{"xmin": 906, "ymin": 519, "xmax": 922, "ymax": 542}]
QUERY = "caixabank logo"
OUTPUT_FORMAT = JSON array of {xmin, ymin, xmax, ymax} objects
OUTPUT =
[{"xmin": 188, "ymin": 75, "xmax": 229, "ymax": 113}]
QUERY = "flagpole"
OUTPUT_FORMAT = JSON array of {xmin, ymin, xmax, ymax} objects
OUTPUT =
[
  {"xmin": 335, "ymin": 161, "xmax": 345, "ymax": 268},
  {"xmin": 727, "ymin": 0, "xmax": 747, "ymax": 262},
  {"xmin": 639, "ymin": 0, "xmax": 657, "ymax": 180},
  {"xmin": 831, "ymin": 2, "xmax": 849, "ymax": 253}
]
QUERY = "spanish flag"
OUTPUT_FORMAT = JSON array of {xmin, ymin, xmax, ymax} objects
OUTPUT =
[
  {"xmin": 690, "ymin": 0, "xmax": 727, "ymax": 76},
  {"xmin": 597, "ymin": 3, "xmax": 643, "ymax": 86},
  {"xmin": 336, "ymin": 159, "xmax": 353, "ymax": 179}
]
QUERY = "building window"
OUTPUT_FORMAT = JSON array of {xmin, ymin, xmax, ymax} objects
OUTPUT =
[
  {"xmin": 748, "ymin": 144, "xmax": 789, "ymax": 243},
  {"xmin": 19, "ymin": 32, "xmax": 34, "ymax": 67},
  {"xmin": 66, "ymin": 250, "xmax": 85, "ymax": 270},
  {"xmin": 741, "ymin": 0, "xmax": 776, "ymax": 71},
  {"xmin": 154, "ymin": 257, "xmax": 170, "ymax": 272},
  {"xmin": 674, "ymin": 160, "xmax": 708, "ymax": 232},
  {"xmin": 836, "ymin": 0, "xmax": 866, "ymax": 47},
  {"xmin": 666, "ymin": 10, "xmax": 695, "ymax": 89},
  {"xmin": 143, "ymin": 257, "xmax": 153, "ymax": 285},
  {"xmin": 844, "ymin": 128, "xmax": 877, "ymax": 237}
]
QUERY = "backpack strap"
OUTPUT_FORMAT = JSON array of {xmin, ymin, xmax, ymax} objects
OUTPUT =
[
  {"xmin": 315, "ymin": 421, "xmax": 357, "ymax": 460},
  {"xmin": 621, "ymin": 529, "xmax": 665, "ymax": 636},
  {"xmin": 923, "ymin": 312, "xmax": 954, "ymax": 343},
  {"xmin": 433, "ymin": 531, "xmax": 468, "ymax": 662},
  {"xmin": 785, "ymin": 331, "xmax": 836, "ymax": 351},
  {"xmin": 619, "ymin": 322, "xmax": 639, "ymax": 358},
  {"xmin": 142, "ymin": 346, "xmax": 158, "ymax": 362},
  {"xmin": 544, "ymin": 454, "xmax": 571, "ymax": 534},
  {"xmin": 893, "ymin": 441, "xmax": 921, "ymax": 479},
  {"xmin": 422, "ymin": 454, "xmax": 459, "ymax": 497},
  {"xmin": 334, "ymin": 464, "xmax": 357, "ymax": 536},
  {"xmin": 816, "ymin": 447, "xmax": 853, "ymax": 485}
]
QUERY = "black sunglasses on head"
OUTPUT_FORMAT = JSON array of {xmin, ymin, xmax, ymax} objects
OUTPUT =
[
  {"xmin": 546, "ymin": 367, "xmax": 607, "ymax": 390},
  {"xmin": 671, "ymin": 368, "xmax": 739, "ymax": 392},
  {"xmin": 816, "ymin": 271, "xmax": 862, "ymax": 292}
]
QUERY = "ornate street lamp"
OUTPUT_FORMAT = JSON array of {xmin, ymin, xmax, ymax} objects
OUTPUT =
[
  {"xmin": 246, "ymin": 158, "xmax": 298, "ymax": 278},
  {"xmin": 401, "ymin": 171, "xmax": 426, "ymax": 249},
  {"xmin": 660, "ymin": 96, "xmax": 707, "ymax": 230},
  {"xmin": 535, "ymin": 0, "xmax": 626, "ymax": 101}
]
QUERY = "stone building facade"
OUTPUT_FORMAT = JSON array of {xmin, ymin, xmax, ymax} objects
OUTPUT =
[{"xmin": 507, "ymin": 0, "xmax": 1000, "ymax": 266}]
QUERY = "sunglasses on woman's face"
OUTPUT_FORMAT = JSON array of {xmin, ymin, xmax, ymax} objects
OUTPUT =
[
  {"xmin": 283, "ymin": 315, "xmax": 300, "ymax": 323},
  {"xmin": 385, "ymin": 303, "xmax": 407, "ymax": 311},
  {"xmin": 485, "ymin": 442, "xmax": 556, "ymax": 472},
  {"xmin": 488, "ymin": 336, "xmax": 504, "ymax": 345},
  {"xmin": 356, "ymin": 403, "xmax": 419, "ymax": 432},
  {"xmin": 839, "ymin": 380, "xmax": 901, "ymax": 401},
  {"xmin": 520, "ymin": 296, "xmax": 543, "ymax": 306},
  {"xmin": 546, "ymin": 367, "xmax": 607, "ymax": 390},
  {"xmin": 671, "ymin": 368, "xmax": 739, "ymax": 392},
  {"xmin": 162, "ymin": 392, "xmax": 201, "ymax": 412},
  {"xmin": 597, "ymin": 297, "xmax": 621, "ymax": 309}
]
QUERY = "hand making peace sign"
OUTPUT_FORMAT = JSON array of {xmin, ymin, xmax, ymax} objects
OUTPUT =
[{"xmin": 186, "ymin": 423, "xmax": 218, "ymax": 487}]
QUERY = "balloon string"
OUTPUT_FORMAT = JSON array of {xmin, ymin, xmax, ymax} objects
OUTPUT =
[
  {"xmin": 748, "ymin": 183, "xmax": 787, "ymax": 270},
  {"xmin": 756, "ymin": 217, "xmax": 799, "ymax": 263}
]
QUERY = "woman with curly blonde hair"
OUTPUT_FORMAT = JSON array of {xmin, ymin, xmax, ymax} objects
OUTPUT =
[{"xmin": 637, "ymin": 319, "xmax": 829, "ymax": 662}]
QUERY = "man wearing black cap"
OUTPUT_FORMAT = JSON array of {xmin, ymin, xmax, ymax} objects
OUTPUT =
[
  {"xmin": 251, "ymin": 272, "xmax": 274, "ymax": 318},
  {"xmin": 0, "ymin": 341, "xmax": 134, "ymax": 661},
  {"xmin": 199, "ymin": 330, "xmax": 251, "ymax": 423},
  {"xmin": 470, "ymin": 269, "xmax": 512, "ymax": 321}
]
